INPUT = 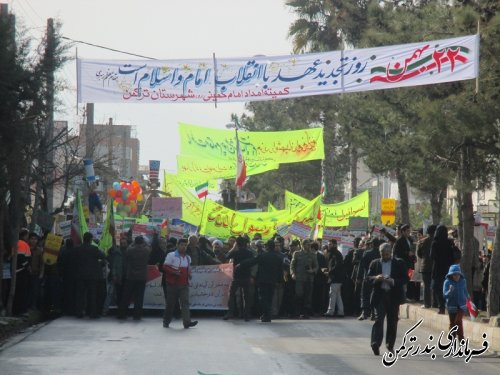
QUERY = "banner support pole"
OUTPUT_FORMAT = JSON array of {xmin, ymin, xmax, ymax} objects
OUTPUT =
[{"xmin": 212, "ymin": 52, "xmax": 218, "ymax": 108}]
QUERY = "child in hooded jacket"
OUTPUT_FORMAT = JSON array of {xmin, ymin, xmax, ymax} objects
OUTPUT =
[{"xmin": 443, "ymin": 264, "xmax": 468, "ymax": 342}]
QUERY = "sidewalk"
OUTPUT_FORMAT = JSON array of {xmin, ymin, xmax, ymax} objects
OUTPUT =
[{"xmin": 400, "ymin": 303, "xmax": 500, "ymax": 354}]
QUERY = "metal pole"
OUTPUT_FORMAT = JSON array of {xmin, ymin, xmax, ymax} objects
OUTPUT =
[
  {"xmin": 212, "ymin": 52, "xmax": 218, "ymax": 109},
  {"xmin": 46, "ymin": 18, "xmax": 55, "ymax": 214}
]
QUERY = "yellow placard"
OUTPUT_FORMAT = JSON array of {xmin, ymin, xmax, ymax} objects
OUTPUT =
[
  {"xmin": 43, "ymin": 233, "xmax": 63, "ymax": 265},
  {"xmin": 381, "ymin": 198, "xmax": 396, "ymax": 225}
]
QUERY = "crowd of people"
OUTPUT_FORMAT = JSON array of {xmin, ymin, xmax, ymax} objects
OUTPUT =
[{"xmin": 1, "ymin": 223, "xmax": 493, "ymax": 346}]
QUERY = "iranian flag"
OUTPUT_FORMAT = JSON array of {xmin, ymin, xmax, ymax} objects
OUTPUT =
[
  {"xmin": 195, "ymin": 182, "xmax": 209, "ymax": 199},
  {"xmin": 235, "ymin": 130, "xmax": 247, "ymax": 188}
]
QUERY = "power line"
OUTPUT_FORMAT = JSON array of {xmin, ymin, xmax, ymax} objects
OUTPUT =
[{"xmin": 61, "ymin": 36, "xmax": 157, "ymax": 60}]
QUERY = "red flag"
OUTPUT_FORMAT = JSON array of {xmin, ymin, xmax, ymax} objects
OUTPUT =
[{"xmin": 235, "ymin": 130, "xmax": 247, "ymax": 188}]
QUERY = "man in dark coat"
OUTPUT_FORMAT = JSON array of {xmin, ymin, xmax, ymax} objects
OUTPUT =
[
  {"xmin": 58, "ymin": 239, "xmax": 78, "ymax": 315},
  {"xmin": 392, "ymin": 224, "xmax": 414, "ymax": 269},
  {"xmin": 75, "ymin": 232, "xmax": 106, "ymax": 319},
  {"xmin": 357, "ymin": 239, "xmax": 381, "ymax": 320},
  {"xmin": 368, "ymin": 243, "xmax": 408, "ymax": 356},
  {"xmin": 239, "ymin": 239, "xmax": 284, "ymax": 322},
  {"xmin": 417, "ymin": 225, "xmax": 436, "ymax": 308},
  {"xmin": 224, "ymin": 236, "xmax": 255, "ymax": 321},
  {"xmin": 117, "ymin": 236, "xmax": 151, "ymax": 320},
  {"xmin": 312, "ymin": 241, "xmax": 328, "ymax": 315}
]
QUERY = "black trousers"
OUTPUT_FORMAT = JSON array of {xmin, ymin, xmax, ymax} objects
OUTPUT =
[
  {"xmin": 432, "ymin": 278, "xmax": 446, "ymax": 311},
  {"xmin": 118, "ymin": 280, "xmax": 146, "ymax": 319},
  {"xmin": 61, "ymin": 277, "xmax": 78, "ymax": 315},
  {"xmin": 76, "ymin": 279, "xmax": 98, "ymax": 318},
  {"xmin": 227, "ymin": 279, "xmax": 251, "ymax": 318},
  {"xmin": 258, "ymin": 283, "xmax": 275, "ymax": 320},
  {"xmin": 361, "ymin": 279, "xmax": 373, "ymax": 317},
  {"xmin": 371, "ymin": 292, "xmax": 400, "ymax": 349},
  {"xmin": 421, "ymin": 272, "xmax": 432, "ymax": 308}
]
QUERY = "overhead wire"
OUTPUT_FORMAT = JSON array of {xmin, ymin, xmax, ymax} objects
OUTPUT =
[{"xmin": 60, "ymin": 36, "xmax": 157, "ymax": 60}]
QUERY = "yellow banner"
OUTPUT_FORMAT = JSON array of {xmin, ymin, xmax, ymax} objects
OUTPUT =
[
  {"xmin": 163, "ymin": 172, "xmax": 218, "ymax": 192},
  {"xmin": 267, "ymin": 202, "xmax": 277, "ymax": 212},
  {"xmin": 322, "ymin": 190, "xmax": 370, "ymax": 226},
  {"xmin": 199, "ymin": 196, "xmax": 321, "ymax": 240},
  {"xmin": 179, "ymin": 123, "xmax": 324, "ymax": 164},
  {"xmin": 177, "ymin": 155, "xmax": 278, "ymax": 180},
  {"xmin": 285, "ymin": 190, "xmax": 370, "ymax": 227},
  {"xmin": 163, "ymin": 172, "xmax": 204, "ymax": 226},
  {"xmin": 285, "ymin": 190, "xmax": 311, "ymax": 211}
]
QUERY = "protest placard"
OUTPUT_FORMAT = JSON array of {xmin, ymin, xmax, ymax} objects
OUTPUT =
[
  {"xmin": 348, "ymin": 217, "xmax": 368, "ymax": 232},
  {"xmin": 142, "ymin": 264, "xmax": 232, "ymax": 310},
  {"xmin": 132, "ymin": 224, "xmax": 156, "ymax": 242},
  {"xmin": 288, "ymin": 221, "xmax": 313, "ymax": 239},
  {"xmin": 43, "ymin": 233, "xmax": 63, "ymax": 265},
  {"xmin": 59, "ymin": 220, "xmax": 72, "ymax": 239},
  {"xmin": 322, "ymin": 227, "xmax": 343, "ymax": 241},
  {"xmin": 152, "ymin": 197, "xmax": 182, "ymax": 219}
]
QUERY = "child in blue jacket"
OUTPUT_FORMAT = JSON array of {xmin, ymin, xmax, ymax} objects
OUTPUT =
[{"xmin": 443, "ymin": 264, "xmax": 468, "ymax": 341}]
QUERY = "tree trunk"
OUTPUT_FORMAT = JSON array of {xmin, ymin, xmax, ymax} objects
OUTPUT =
[
  {"xmin": 0, "ymin": 200, "xmax": 5, "ymax": 315},
  {"xmin": 460, "ymin": 191, "xmax": 475, "ymax": 297},
  {"xmin": 458, "ymin": 144, "xmax": 474, "ymax": 297},
  {"xmin": 487, "ymin": 169, "xmax": 500, "ymax": 317},
  {"xmin": 456, "ymin": 190, "xmax": 464, "ymax": 249},
  {"xmin": 30, "ymin": 177, "xmax": 42, "ymax": 230},
  {"xmin": 350, "ymin": 145, "xmax": 358, "ymax": 198},
  {"xmin": 6, "ymin": 191, "xmax": 20, "ymax": 316},
  {"xmin": 396, "ymin": 168, "xmax": 410, "ymax": 225},
  {"xmin": 430, "ymin": 187, "xmax": 446, "ymax": 225},
  {"xmin": 6, "ymin": 170, "xmax": 24, "ymax": 316}
]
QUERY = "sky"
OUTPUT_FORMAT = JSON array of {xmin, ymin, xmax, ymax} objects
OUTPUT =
[{"xmin": 7, "ymin": 0, "xmax": 297, "ymax": 173}]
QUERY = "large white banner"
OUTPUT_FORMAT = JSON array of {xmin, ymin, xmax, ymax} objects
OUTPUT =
[
  {"xmin": 77, "ymin": 35, "xmax": 478, "ymax": 104},
  {"xmin": 143, "ymin": 264, "xmax": 232, "ymax": 310}
]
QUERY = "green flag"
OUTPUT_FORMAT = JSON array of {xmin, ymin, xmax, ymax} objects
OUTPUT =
[{"xmin": 98, "ymin": 198, "xmax": 114, "ymax": 253}]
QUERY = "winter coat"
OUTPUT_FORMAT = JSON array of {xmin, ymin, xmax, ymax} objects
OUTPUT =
[
  {"xmin": 416, "ymin": 236, "xmax": 433, "ymax": 273},
  {"xmin": 75, "ymin": 244, "xmax": 106, "ymax": 281},
  {"xmin": 357, "ymin": 248, "xmax": 380, "ymax": 282},
  {"xmin": 124, "ymin": 243, "xmax": 151, "ymax": 281},
  {"xmin": 327, "ymin": 248, "xmax": 345, "ymax": 284},
  {"xmin": 443, "ymin": 264, "xmax": 468, "ymax": 314},
  {"xmin": 290, "ymin": 250, "xmax": 318, "ymax": 282},
  {"xmin": 226, "ymin": 247, "xmax": 255, "ymax": 280},
  {"xmin": 393, "ymin": 235, "xmax": 414, "ymax": 269},
  {"xmin": 368, "ymin": 257, "xmax": 408, "ymax": 307},
  {"xmin": 240, "ymin": 250, "xmax": 284, "ymax": 285},
  {"xmin": 431, "ymin": 238, "xmax": 455, "ymax": 281}
]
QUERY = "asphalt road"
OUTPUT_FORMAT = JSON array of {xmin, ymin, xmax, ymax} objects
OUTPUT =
[{"xmin": 0, "ymin": 314, "xmax": 498, "ymax": 375}]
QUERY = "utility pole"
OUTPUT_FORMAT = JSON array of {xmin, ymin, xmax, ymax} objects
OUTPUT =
[
  {"xmin": 46, "ymin": 18, "xmax": 55, "ymax": 214},
  {"xmin": 108, "ymin": 117, "xmax": 113, "ymax": 191},
  {"xmin": 85, "ymin": 103, "xmax": 95, "ymax": 159}
]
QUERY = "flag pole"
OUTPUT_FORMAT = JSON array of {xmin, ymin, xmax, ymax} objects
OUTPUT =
[{"xmin": 199, "ymin": 193, "xmax": 208, "ymax": 233}]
